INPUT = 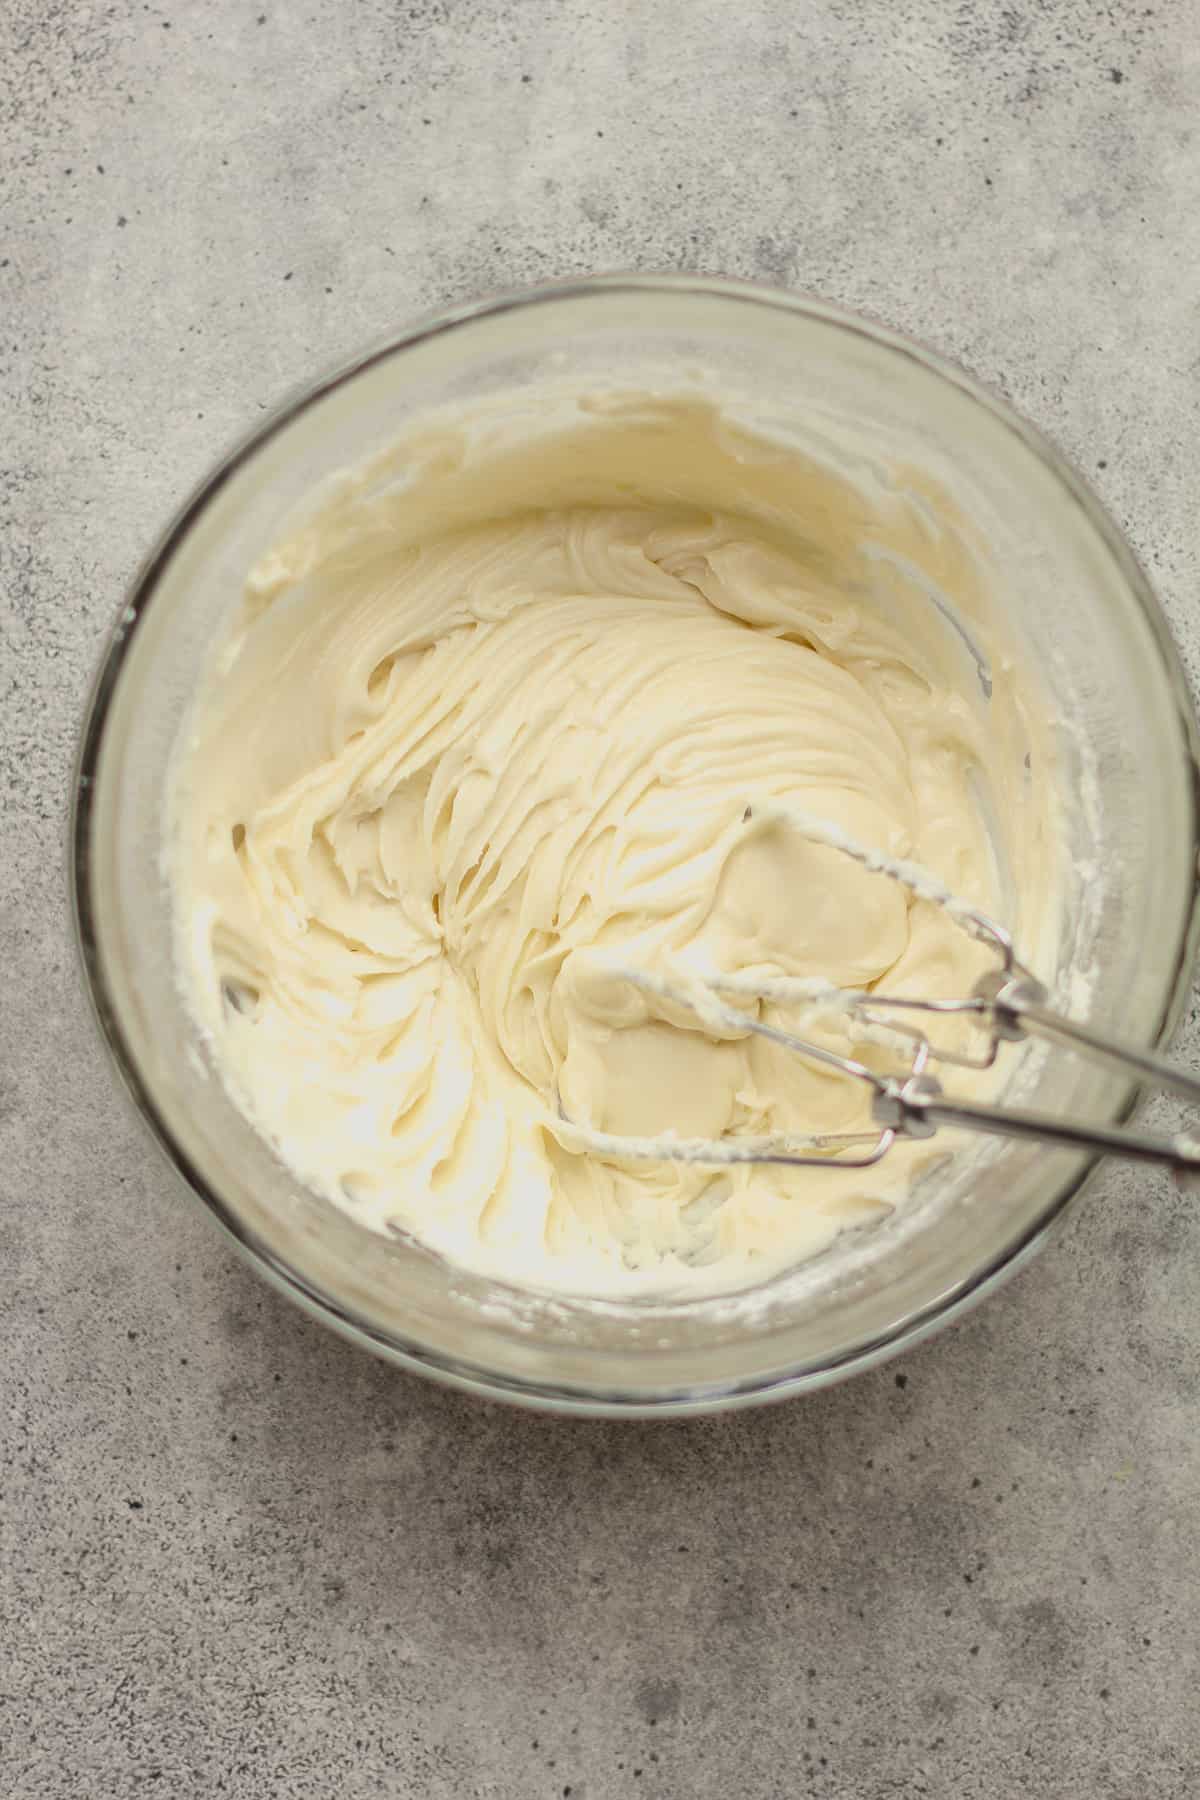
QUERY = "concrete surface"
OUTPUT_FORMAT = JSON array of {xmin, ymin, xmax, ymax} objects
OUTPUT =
[{"xmin": 5, "ymin": 2, "xmax": 1200, "ymax": 1794}]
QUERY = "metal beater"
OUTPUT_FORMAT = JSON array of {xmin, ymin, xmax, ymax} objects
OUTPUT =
[{"xmin": 559, "ymin": 804, "xmax": 1200, "ymax": 1176}]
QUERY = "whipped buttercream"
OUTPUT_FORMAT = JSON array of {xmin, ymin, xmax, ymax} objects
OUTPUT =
[{"xmin": 170, "ymin": 396, "xmax": 1057, "ymax": 1295}]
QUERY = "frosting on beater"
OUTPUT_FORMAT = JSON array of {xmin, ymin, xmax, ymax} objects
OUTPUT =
[{"xmin": 170, "ymin": 395, "xmax": 1056, "ymax": 1295}]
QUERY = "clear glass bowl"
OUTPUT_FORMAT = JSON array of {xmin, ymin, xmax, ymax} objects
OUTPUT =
[{"xmin": 71, "ymin": 275, "xmax": 1200, "ymax": 1415}]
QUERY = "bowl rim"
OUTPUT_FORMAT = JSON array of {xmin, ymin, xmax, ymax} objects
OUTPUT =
[{"xmin": 70, "ymin": 270, "xmax": 1200, "ymax": 1416}]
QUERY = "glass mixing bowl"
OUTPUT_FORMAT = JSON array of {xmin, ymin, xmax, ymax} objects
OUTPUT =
[{"xmin": 72, "ymin": 275, "xmax": 1200, "ymax": 1415}]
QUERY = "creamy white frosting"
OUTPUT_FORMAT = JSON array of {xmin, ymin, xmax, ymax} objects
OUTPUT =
[{"xmin": 170, "ymin": 395, "xmax": 1057, "ymax": 1296}]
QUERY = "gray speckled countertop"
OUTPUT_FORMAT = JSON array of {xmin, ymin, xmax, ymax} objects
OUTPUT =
[{"xmin": 5, "ymin": 3, "xmax": 1200, "ymax": 1795}]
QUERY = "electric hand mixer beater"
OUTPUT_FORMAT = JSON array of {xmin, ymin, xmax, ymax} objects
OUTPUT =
[{"xmin": 559, "ymin": 804, "xmax": 1200, "ymax": 1177}]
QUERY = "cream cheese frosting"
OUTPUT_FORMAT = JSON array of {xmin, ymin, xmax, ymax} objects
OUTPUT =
[{"xmin": 170, "ymin": 395, "xmax": 1057, "ymax": 1296}]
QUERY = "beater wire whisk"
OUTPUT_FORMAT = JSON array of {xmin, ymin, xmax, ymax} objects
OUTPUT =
[{"xmin": 558, "ymin": 806, "xmax": 1200, "ymax": 1177}]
